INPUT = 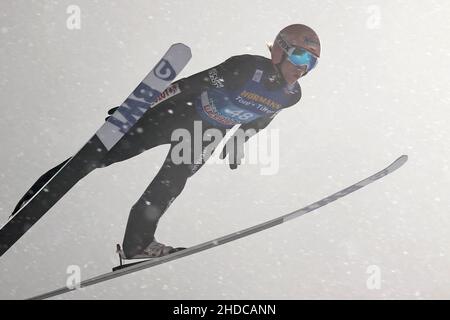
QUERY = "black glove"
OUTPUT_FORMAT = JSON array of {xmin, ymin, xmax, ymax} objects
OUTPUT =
[
  {"xmin": 219, "ymin": 135, "xmax": 245, "ymax": 170},
  {"xmin": 104, "ymin": 106, "xmax": 119, "ymax": 122}
]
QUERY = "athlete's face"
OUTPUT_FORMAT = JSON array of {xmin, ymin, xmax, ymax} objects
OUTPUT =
[{"xmin": 279, "ymin": 58, "xmax": 308, "ymax": 85}]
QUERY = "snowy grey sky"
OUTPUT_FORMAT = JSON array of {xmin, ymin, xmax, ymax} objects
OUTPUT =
[{"xmin": 0, "ymin": 0, "xmax": 449, "ymax": 299}]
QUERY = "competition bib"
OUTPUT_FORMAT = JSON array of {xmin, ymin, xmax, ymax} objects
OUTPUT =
[{"xmin": 195, "ymin": 70, "xmax": 297, "ymax": 128}]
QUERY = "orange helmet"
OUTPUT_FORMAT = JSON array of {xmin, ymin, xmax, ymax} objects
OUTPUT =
[{"xmin": 271, "ymin": 24, "xmax": 321, "ymax": 73}]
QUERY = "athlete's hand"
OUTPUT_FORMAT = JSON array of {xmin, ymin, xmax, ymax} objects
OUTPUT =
[{"xmin": 220, "ymin": 135, "xmax": 245, "ymax": 170}]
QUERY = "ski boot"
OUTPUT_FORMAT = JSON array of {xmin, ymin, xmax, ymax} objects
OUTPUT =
[{"xmin": 114, "ymin": 240, "xmax": 185, "ymax": 271}]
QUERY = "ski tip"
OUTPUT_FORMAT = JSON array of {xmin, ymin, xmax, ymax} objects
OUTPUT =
[
  {"xmin": 171, "ymin": 42, "xmax": 189, "ymax": 48},
  {"xmin": 397, "ymin": 154, "xmax": 408, "ymax": 165},
  {"xmin": 170, "ymin": 43, "xmax": 192, "ymax": 55},
  {"xmin": 388, "ymin": 154, "xmax": 408, "ymax": 172}
]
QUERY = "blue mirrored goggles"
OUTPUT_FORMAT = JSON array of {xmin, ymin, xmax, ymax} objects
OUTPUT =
[{"xmin": 286, "ymin": 47, "xmax": 318, "ymax": 72}]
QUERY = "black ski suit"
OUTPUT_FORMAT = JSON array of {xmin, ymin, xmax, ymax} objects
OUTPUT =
[{"xmin": 13, "ymin": 54, "xmax": 302, "ymax": 258}]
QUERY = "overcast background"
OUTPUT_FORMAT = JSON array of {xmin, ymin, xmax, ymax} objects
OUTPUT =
[{"xmin": 0, "ymin": 0, "xmax": 449, "ymax": 299}]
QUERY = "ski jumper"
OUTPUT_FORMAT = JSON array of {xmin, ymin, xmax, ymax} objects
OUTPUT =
[{"xmin": 12, "ymin": 55, "xmax": 302, "ymax": 258}]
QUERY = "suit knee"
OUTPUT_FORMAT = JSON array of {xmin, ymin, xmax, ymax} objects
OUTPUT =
[{"xmin": 133, "ymin": 201, "xmax": 163, "ymax": 223}]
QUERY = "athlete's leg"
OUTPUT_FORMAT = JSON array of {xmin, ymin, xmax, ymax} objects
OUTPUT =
[
  {"xmin": 101, "ymin": 99, "xmax": 194, "ymax": 167},
  {"xmin": 121, "ymin": 145, "xmax": 201, "ymax": 257},
  {"xmin": 121, "ymin": 121, "xmax": 220, "ymax": 258},
  {"xmin": 10, "ymin": 101, "xmax": 177, "ymax": 217}
]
